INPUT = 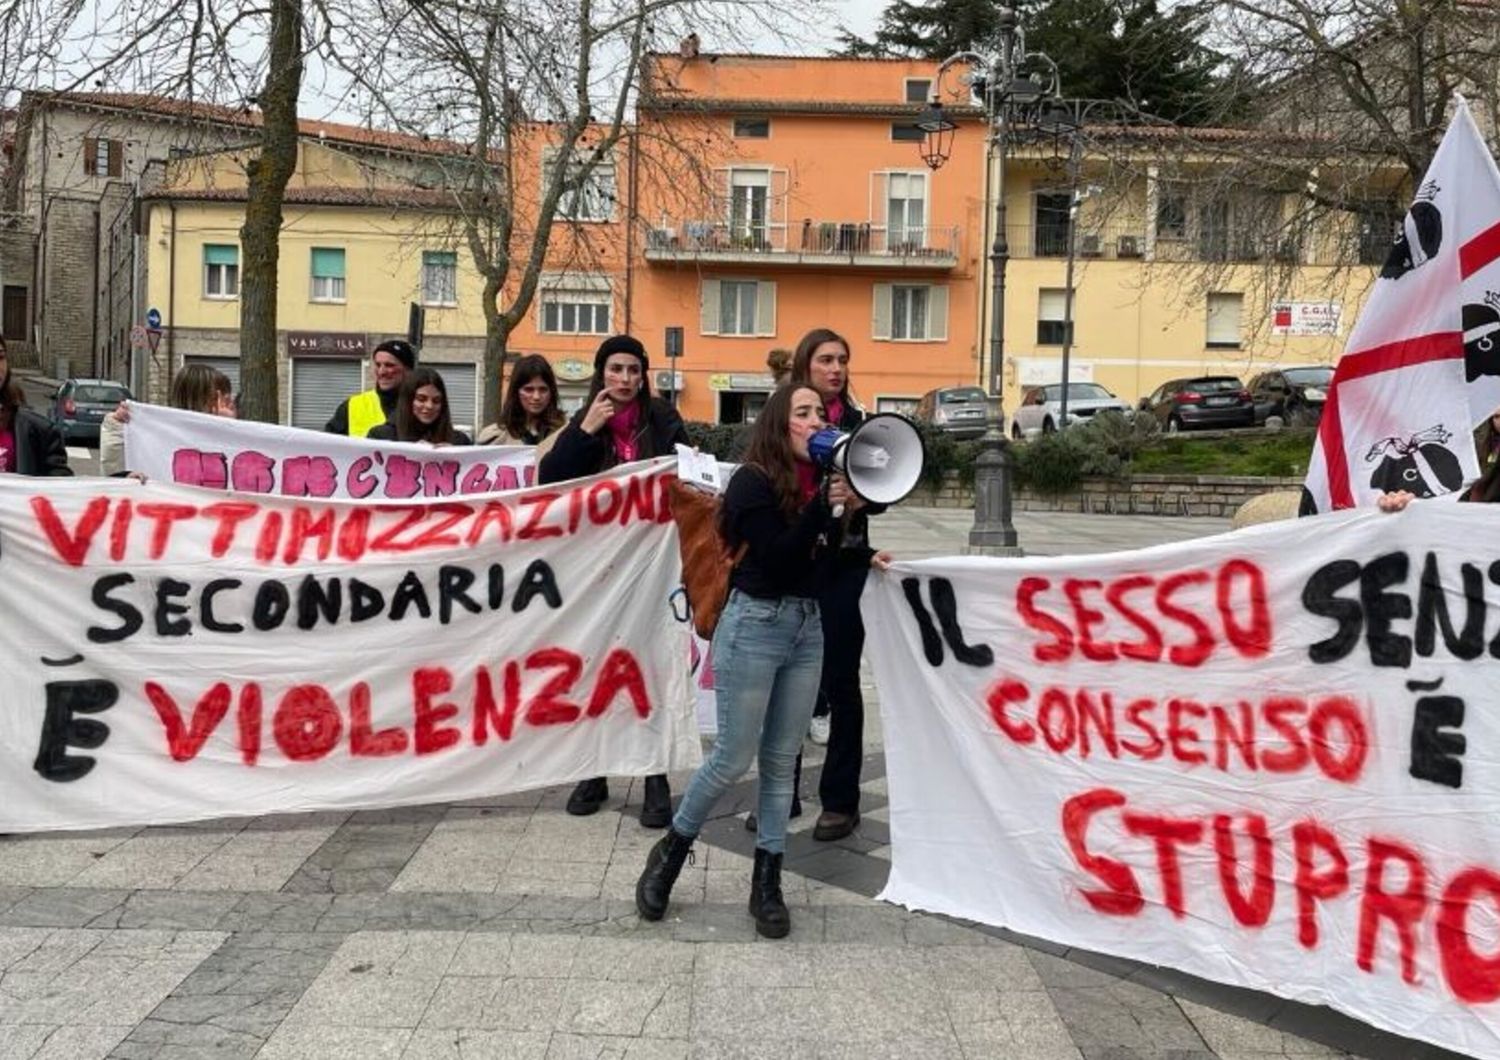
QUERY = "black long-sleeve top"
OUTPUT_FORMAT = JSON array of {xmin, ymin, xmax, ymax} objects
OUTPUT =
[{"xmin": 722, "ymin": 465, "xmax": 845, "ymax": 599}]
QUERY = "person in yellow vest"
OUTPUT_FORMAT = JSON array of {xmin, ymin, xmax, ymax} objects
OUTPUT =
[{"xmin": 324, "ymin": 339, "xmax": 416, "ymax": 436}]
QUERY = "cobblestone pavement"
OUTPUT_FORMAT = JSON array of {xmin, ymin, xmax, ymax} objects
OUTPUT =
[{"xmin": 0, "ymin": 508, "xmax": 1468, "ymax": 1059}]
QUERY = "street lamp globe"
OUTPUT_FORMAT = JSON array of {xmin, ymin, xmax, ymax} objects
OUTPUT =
[{"xmin": 915, "ymin": 102, "xmax": 958, "ymax": 170}]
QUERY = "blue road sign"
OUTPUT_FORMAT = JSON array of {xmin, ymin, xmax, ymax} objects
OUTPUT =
[{"xmin": 146, "ymin": 307, "xmax": 162, "ymax": 329}]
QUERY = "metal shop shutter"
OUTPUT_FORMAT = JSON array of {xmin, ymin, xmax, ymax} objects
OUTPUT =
[
  {"xmin": 291, "ymin": 358, "xmax": 362, "ymax": 431},
  {"xmin": 431, "ymin": 362, "xmax": 478, "ymax": 435},
  {"xmin": 184, "ymin": 356, "xmax": 241, "ymax": 395}
]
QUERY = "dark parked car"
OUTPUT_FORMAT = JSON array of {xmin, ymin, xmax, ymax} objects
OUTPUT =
[
  {"xmin": 50, "ymin": 378, "xmax": 131, "ymax": 444},
  {"xmin": 1247, "ymin": 365, "xmax": 1333, "ymax": 427},
  {"xmin": 1138, "ymin": 376, "xmax": 1255, "ymax": 432},
  {"xmin": 915, "ymin": 385, "xmax": 992, "ymax": 439}
]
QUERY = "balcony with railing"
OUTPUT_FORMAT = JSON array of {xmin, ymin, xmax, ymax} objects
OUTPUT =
[
  {"xmin": 1004, "ymin": 219, "xmax": 1356, "ymax": 266},
  {"xmin": 641, "ymin": 218, "xmax": 960, "ymax": 269}
]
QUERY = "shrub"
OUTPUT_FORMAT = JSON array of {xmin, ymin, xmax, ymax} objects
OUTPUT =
[
  {"xmin": 683, "ymin": 421, "xmax": 743, "ymax": 460},
  {"xmin": 1014, "ymin": 431, "xmax": 1087, "ymax": 493}
]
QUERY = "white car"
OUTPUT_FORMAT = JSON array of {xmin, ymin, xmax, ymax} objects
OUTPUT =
[{"xmin": 1010, "ymin": 382, "xmax": 1133, "ymax": 439}]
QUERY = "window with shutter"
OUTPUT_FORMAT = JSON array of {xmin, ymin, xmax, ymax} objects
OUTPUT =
[
  {"xmin": 1037, "ymin": 288, "xmax": 1074, "ymax": 345},
  {"xmin": 107, "ymin": 140, "xmax": 122, "ymax": 178},
  {"xmin": 203, "ymin": 244, "xmax": 240, "ymax": 299},
  {"xmin": 538, "ymin": 276, "xmax": 611, "ymax": 335},
  {"xmin": 422, "ymin": 251, "xmax": 458, "ymax": 306},
  {"xmin": 717, "ymin": 280, "xmax": 761, "ymax": 335},
  {"xmin": 310, "ymin": 247, "xmax": 347, "ymax": 302},
  {"xmin": 83, "ymin": 137, "xmax": 98, "ymax": 176},
  {"xmin": 1206, "ymin": 292, "xmax": 1243, "ymax": 348}
]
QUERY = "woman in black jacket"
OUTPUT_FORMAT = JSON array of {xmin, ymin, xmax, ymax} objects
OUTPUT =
[
  {"xmin": 634, "ymin": 382, "xmax": 889, "ymax": 937},
  {"xmin": 366, "ymin": 367, "xmax": 472, "ymax": 446},
  {"xmin": 0, "ymin": 340, "xmax": 70, "ymax": 477},
  {"xmin": 538, "ymin": 334, "xmax": 688, "ymax": 827},
  {"xmin": 790, "ymin": 327, "xmax": 883, "ymax": 841}
]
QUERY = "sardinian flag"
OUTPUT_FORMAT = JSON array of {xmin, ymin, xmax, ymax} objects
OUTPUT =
[{"xmin": 1303, "ymin": 97, "xmax": 1500, "ymax": 512}]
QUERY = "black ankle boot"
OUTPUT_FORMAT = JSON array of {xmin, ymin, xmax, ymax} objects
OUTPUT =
[
  {"xmin": 636, "ymin": 828, "xmax": 694, "ymax": 921},
  {"xmin": 748, "ymin": 848, "xmax": 790, "ymax": 939},
  {"xmin": 566, "ymin": 777, "xmax": 608, "ymax": 816},
  {"xmin": 639, "ymin": 774, "xmax": 672, "ymax": 829}
]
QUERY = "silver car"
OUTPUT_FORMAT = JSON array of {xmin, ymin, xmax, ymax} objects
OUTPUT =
[{"xmin": 1011, "ymin": 382, "xmax": 1132, "ymax": 439}]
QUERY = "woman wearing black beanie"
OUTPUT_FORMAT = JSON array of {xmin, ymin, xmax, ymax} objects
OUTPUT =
[{"xmin": 538, "ymin": 334, "xmax": 689, "ymax": 827}]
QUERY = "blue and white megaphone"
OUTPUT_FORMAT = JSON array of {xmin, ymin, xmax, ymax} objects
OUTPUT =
[{"xmin": 807, "ymin": 413, "xmax": 926, "ymax": 516}]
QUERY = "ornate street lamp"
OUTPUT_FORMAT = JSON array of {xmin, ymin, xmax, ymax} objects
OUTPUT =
[
  {"xmin": 916, "ymin": 103, "xmax": 957, "ymax": 170},
  {"xmin": 918, "ymin": 7, "xmax": 1061, "ymax": 556}
]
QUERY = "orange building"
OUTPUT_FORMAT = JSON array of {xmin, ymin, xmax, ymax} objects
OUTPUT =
[{"xmin": 504, "ymin": 53, "xmax": 989, "ymax": 422}]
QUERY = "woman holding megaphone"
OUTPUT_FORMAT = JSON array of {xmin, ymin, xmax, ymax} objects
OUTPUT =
[
  {"xmin": 634, "ymin": 382, "xmax": 890, "ymax": 938},
  {"xmin": 792, "ymin": 327, "xmax": 886, "ymax": 842}
]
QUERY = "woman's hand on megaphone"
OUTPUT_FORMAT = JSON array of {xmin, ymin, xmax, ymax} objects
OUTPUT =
[{"xmin": 827, "ymin": 474, "xmax": 865, "ymax": 514}]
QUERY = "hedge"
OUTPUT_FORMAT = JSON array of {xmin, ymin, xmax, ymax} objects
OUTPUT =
[{"xmin": 682, "ymin": 413, "xmax": 1317, "ymax": 496}]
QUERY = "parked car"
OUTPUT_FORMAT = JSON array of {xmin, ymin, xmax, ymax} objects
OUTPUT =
[
  {"xmin": 1010, "ymin": 382, "xmax": 1133, "ymax": 439},
  {"xmin": 49, "ymin": 378, "xmax": 132, "ymax": 444},
  {"xmin": 1247, "ymin": 365, "xmax": 1333, "ymax": 426},
  {"xmin": 1138, "ymin": 376, "xmax": 1255, "ymax": 432},
  {"xmin": 914, "ymin": 385, "xmax": 992, "ymax": 439}
]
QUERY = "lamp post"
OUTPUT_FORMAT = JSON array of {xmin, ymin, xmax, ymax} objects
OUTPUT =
[
  {"xmin": 916, "ymin": 8, "xmax": 1059, "ymax": 556},
  {"xmin": 1034, "ymin": 98, "xmax": 1120, "ymax": 430}
]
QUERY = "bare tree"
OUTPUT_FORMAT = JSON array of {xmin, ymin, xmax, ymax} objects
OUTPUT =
[
  {"xmin": 328, "ymin": 0, "xmax": 823, "ymax": 423},
  {"xmin": 5, "ymin": 0, "xmax": 327, "ymax": 420}
]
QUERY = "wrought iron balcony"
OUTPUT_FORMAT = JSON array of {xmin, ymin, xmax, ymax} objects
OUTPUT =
[{"xmin": 641, "ymin": 219, "xmax": 960, "ymax": 269}]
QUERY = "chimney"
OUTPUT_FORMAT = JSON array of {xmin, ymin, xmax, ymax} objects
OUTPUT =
[{"xmin": 679, "ymin": 33, "xmax": 700, "ymax": 59}]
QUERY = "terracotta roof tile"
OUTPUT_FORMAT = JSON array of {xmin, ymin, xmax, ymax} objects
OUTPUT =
[
  {"xmin": 144, "ymin": 184, "xmax": 463, "ymax": 208},
  {"xmin": 33, "ymin": 91, "xmax": 468, "ymax": 157}
]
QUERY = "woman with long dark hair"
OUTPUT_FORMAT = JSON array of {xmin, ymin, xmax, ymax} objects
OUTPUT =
[
  {"xmin": 478, "ymin": 354, "xmax": 566, "ymax": 446},
  {"xmin": 790, "ymin": 326, "xmax": 883, "ymax": 841},
  {"xmin": 635, "ymin": 382, "xmax": 889, "ymax": 936},
  {"xmin": 0, "ymin": 339, "xmax": 70, "ymax": 476},
  {"xmin": 367, "ymin": 367, "xmax": 471, "ymax": 446},
  {"xmin": 538, "ymin": 334, "xmax": 688, "ymax": 827}
]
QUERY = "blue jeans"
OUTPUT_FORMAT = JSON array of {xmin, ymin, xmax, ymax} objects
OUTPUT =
[{"xmin": 672, "ymin": 590, "xmax": 824, "ymax": 854}]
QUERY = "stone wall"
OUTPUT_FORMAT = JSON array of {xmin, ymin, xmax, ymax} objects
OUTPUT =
[{"xmin": 907, "ymin": 471, "xmax": 1305, "ymax": 517}]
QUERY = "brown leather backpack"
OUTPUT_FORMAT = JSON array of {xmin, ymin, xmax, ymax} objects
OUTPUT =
[{"xmin": 667, "ymin": 479, "xmax": 747, "ymax": 639}]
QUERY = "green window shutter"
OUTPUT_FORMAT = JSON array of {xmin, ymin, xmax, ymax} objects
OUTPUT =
[
  {"xmin": 204, "ymin": 244, "xmax": 238, "ymax": 266},
  {"xmin": 311, "ymin": 247, "xmax": 346, "ymax": 278}
]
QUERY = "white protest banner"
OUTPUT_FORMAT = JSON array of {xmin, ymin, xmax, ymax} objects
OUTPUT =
[
  {"xmin": 0, "ymin": 459, "xmax": 699, "ymax": 832},
  {"xmin": 866, "ymin": 504, "xmax": 1500, "ymax": 1059},
  {"xmin": 123, "ymin": 403, "xmax": 535, "ymax": 500}
]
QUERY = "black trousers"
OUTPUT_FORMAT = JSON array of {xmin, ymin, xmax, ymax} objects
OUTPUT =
[{"xmin": 815, "ymin": 561, "xmax": 869, "ymax": 815}]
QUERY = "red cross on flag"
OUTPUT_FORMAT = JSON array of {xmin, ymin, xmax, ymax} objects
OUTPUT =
[{"xmin": 1303, "ymin": 97, "xmax": 1500, "ymax": 512}]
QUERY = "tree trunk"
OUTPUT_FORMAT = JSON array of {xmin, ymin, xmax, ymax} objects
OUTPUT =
[
  {"xmin": 482, "ymin": 274, "xmax": 510, "ymax": 425},
  {"xmin": 237, "ymin": 0, "xmax": 303, "ymax": 423}
]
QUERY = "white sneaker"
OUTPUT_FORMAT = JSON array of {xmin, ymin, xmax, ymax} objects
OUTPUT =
[{"xmin": 808, "ymin": 714, "xmax": 831, "ymax": 746}]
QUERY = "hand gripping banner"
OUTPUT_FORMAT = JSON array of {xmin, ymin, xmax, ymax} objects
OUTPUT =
[
  {"xmin": 865, "ymin": 504, "xmax": 1500, "ymax": 1058},
  {"xmin": 0, "ymin": 459, "xmax": 699, "ymax": 832}
]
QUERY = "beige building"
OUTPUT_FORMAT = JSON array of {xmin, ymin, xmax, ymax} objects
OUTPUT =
[{"xmin": 137, "ymin": 140, "xmax": 490, "ymax": 431}]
